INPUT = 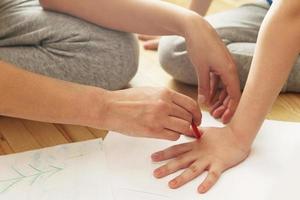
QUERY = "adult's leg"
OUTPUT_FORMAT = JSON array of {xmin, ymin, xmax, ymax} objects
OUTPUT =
[
  {"xmin": 0, "ymin": 0, "xmax": 139, "ymax": 90},
  {"xmin": 158, "ymin": 0, "xmax": 300, "ymax": 92}
]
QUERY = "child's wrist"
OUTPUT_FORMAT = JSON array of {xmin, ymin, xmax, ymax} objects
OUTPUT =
[{"xmin": 227, "ymin": 123, "xmax": 255, "ymax": 153}]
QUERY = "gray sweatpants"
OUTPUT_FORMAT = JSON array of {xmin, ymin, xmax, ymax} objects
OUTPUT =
[
  {"xmin": 158, "ymin": 0, "xmax": 300, "ymax": 92},
  {"xmin": 0, "ymin": 0, "xmax": 139, "ymax": 90}
]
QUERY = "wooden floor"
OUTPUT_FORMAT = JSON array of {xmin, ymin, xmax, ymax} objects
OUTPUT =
[{"xmin": 0, "ymin": 0, "xmax": 299, "ymax": 155}]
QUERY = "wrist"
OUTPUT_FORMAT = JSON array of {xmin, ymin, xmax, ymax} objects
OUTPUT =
[
  {"xmin": 175, "ymin": 10, "xmax": 205, "ymax": 37},
  {"xmin": 79, "ymin": 86, "xmax": 111, "ymax": 129},
  {"xmin": 227, "ymin": 122, "xmax": 256, "ymax": 152},
  {"xmin": 181, "ymin": 12, "xmax": 210, "ymax": 39}
]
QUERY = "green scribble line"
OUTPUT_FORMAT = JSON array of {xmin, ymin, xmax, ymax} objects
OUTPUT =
[
  {"xmin": 29, "ymin": 164, "xmax": 43, "ymax": 173},
  {"xmin": 0, "ymin": 179, "xmax": 23, "ymax": 193},
  {"xmin": 12, "ymin": 166, "xmax": 25, "ymax": 178},
  {"xmin": 29, "ymin": 174, "xmax": 42, "ymax": 186},
  {"xmin": 45, "ymin": 165, "xmax": 63, "ymax": 179},
  {"xmin": 0, "ymin": 164, "xmax": 63, "ymax": 194}
]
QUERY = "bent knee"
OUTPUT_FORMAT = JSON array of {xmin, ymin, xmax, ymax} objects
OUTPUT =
[
  {"xmin": 86, "ymin": 31, "xmax": 139, "ymax": 90},
  {"xmin": 158, "ymin": 36, "xmax": 197, "ymax": 85}
]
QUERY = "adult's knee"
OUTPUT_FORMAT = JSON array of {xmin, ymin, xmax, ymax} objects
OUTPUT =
[
  {"xmin": 41, "ymin": 14, "xmax": 139, "ymax": 90},
  {"xmin": 88, "ymin": 30, "xmax": 139, "ymax": 90}
]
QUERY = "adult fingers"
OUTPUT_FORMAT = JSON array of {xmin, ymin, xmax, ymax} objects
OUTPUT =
[
  {"xmin": 169, "ymin": 160, "xmax": 209, "ymax": 189},
  {"xmin": 171, "ymin": 92, "xmax": 201, "ymax": 125},
  {"xmin": 209, "ymin": 73, "xmax": 219, "ymax": 106},
  {"xmin": 170, "ymin": 104, "xmax": 193, "ymax": 124},
  {"xmin": 210, "ymin": 89, "xmax": 227, "ymax": 118},
  {"xmin": 221, "ymin": 98, "xmax": 236, "ymax": 124},
  {"xmin": 212, "ymin": 95, "xmax": 230, "ymax": 119},
  {"xmin": 197, "ymin": 65, "xmax": 211, "ymax": 106},
  {"xmin": 218, "ymin": 61, "xmax": 241, "ymax": 102},
  {"xmin": 165, "ymin": 117, "xmax": 191, "ymax": 136},
  {"xmin": 151, "ymin": 142, "xmax": 192, "ymax": 162},
  {"xmin": 210, "ymin": 89, "xmax": 226, "ymax": 113},
  {"xmin": 154, "ymin": 129, "xmax": 180, "ymax": 141}
]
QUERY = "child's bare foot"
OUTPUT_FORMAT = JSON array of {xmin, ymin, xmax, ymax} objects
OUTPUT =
[{"xmin": 138, "ymin": 34, "xmax": 160, "ymax": 50}]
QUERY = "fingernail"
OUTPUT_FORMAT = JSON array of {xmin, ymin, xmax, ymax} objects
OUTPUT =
[
  {"xmin": 198, "ymin": 95, "xmax": 206, "ymax": 104},
  {"xmin": 169, "ymin": 180, "xmax": 177, "ymax": 187},
  {"xmin": 151, "ymin": 152, "xmax": 160, "ymax": 160},
  {"xmin": 154, "ymin": 169, "xmax": 161, "ymax": 177},
  {"xmin": 199, "ymin": 186, "xmax": 205, "ymax": 193}
]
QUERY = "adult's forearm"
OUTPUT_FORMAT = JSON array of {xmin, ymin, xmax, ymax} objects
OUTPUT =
[
  {"xmin": 229, "ymin": 0, "xmax": 300, "ymax": 148},
  {"xmin": 0, "ymin": 61, "xmax": 106, "ymax": 128},
  {"xmin": 40, "ymin": 0, "xmax": 198, "ymax": 37}
]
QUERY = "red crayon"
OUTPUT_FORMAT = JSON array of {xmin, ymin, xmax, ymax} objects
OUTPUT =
[{"xmin": 191, "ymin": 121, "xmax": 203, "ymax": 139}]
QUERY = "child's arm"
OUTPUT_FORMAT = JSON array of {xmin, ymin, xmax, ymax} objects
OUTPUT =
[
  {"xmin": 152, "ymin": 0, "xmax": 300, "ymax": 193},
  {"xmin": 229, "ymin": 0, "xmax": 300, "ymax": 147},
  {"xmin": 40, "ymin": 0, "xmax": 241, "ymax": 123}
]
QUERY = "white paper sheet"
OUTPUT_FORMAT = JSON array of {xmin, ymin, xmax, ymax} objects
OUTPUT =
[
  {"xmin": 0, "ymin": 139, "xmax": 113, "ymax": 200},
  {"xmin": 104, "ymin": 112, "xmax": 300, "ymax": 200}
]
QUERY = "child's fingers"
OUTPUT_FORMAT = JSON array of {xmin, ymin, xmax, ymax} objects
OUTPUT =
[
  {"xmin": 169, "ymin": 160, "xmax": 208, "ymax": 189},
  {"xmin": 198, "ymin": 165, "xmax": 223, "ymax": 193},
  {"xmin": 153, "ymin": 152, "xmax": 194, "ymax": 178},
  {"xmin": 151, "ymin": 143, "xmax": 192, "ymax": 162},
  {"xmin": 138, "ymin": 34, "xmax": 159, "ymax": 41}
]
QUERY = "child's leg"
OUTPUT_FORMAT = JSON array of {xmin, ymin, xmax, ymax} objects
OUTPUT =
[
  {"xmin": 0, "ymin": 0, "xmax": 139, "ymax": 90},
  {"xmin": 158, "ymin": 0, "xmax": 300, "ymax": 92}
]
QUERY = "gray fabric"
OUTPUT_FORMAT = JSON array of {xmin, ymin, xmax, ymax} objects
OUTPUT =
[
  {"xmin": 0, "ymin": 0, "xmax": 139, "ymax": 90},
  {"xmin": 158, "ymin": 0, "xmax": 300, "ymax": 92}
]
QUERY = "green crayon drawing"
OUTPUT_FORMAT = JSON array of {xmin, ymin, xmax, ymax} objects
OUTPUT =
[{"xmin": 0, "ymin": 164, "xmax": 63, "ymax": 193}]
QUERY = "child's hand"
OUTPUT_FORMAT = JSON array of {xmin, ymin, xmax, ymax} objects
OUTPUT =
[
  {"xmin": 151, "ymin": 126, "xmax": 250, "ymax": 193},
  {"xmin": 138, "ymin": 34, "xmax": 160, "ymax": 51}
]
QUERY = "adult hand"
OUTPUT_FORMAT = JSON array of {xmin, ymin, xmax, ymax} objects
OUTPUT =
[
  {"xmin": 102, "ymin": 87, "xmax": 201, "ymax": 140},
  {"xmin": 183, "ymin": 14, "xmax": 241, "ymax": 123}
]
